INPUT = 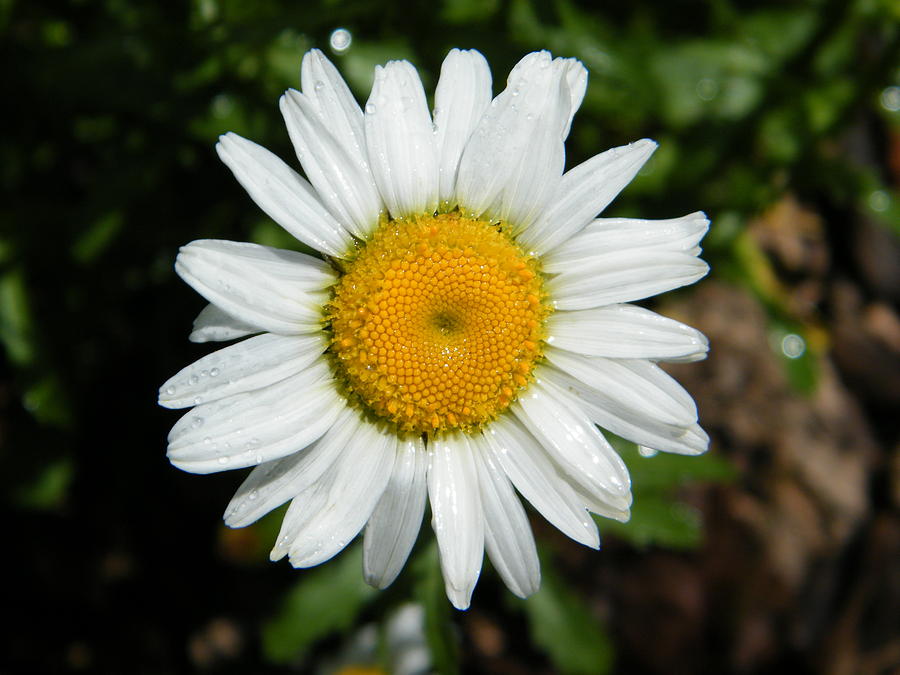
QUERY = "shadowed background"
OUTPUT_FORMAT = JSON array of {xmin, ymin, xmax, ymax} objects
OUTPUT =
[{"xmin": 2, "ymin": 0, "xmax": 899, "ymax": 673}]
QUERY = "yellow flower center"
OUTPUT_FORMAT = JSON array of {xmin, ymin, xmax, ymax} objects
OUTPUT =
[{"xmin": 327, "ymin": 212, "xmax": 549, "ymax": 434}]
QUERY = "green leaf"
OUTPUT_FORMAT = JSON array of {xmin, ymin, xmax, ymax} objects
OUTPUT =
[
  {"xmin": 0, "ymin": 268, "xmax": 35, "ymax": 367},
  {"xmin": 598, "ymin": 495, "xmax": 702, "ymax": 550},
  {"xmin": 338, "ymin": 40, "xmax": 416, "ymax": 97},
  {"xmin": 72, "ymin": 212, "xmax": 123, "ymax": 265},
  {"xmin": 13, "ymin": 457, "xmax": 74, "ymax": 511},
  {"xmin": 650, "ymin": 41, "xmax": 768, "ymax": 127},
  {"xmin": 412, "ymin": 542, "xmax": 459, "ymax": 675},
  {"xmin": 517, "ymin": 550, "xmax": 613, "ymax": 675},
  {"xmin": 598, "ymin": 440, "xmax": 735, "ymax": 549},
  {"xmin": 441, "ymin": 0, "xmax": 500, "ymax": 24},
  {"xmin": 261, "ymin": 544, "xmax": 377, "ymax": 665},
  {"xmin": 23, "ymin": 375, "xmax": 73, "ymax": 428},
  {"xmin": 621, "ymin": 445, "xmax": 737, "ymax": 493}
]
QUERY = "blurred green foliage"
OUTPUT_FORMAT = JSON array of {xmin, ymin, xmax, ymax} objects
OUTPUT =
[
  {"xmin": 600, "ymin": 440, "xmax": 736, "ymax": 550},
  {"xmin": 2, "ymin": 0, "xmax": 898, "ymax": 672},
  {"xmin": 262, "ymin": 544, "xmax": 378, "ymax": 664},
  {"xmin": 513, "ymin": 550, "xmax": 615, "ymax": 675}
]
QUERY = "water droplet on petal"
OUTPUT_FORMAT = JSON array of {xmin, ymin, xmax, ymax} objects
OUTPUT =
[
  {"xmin": 217, "ymin": 456, "xmax": 230, "ymax": 465},
  {"xmin": 209, "ymin": 368, "xmax": 220, "ymax": 377},
  {"xmin": 365, "ymin": 103, "xmax": 377, "ymax": 114},
  {"xmin": 188, "ymin": 375, "xmax": 199, "ymax": 385},
  {"xmin": 165, "ymin": 386, "xmax": 176, "ymax": 395}
]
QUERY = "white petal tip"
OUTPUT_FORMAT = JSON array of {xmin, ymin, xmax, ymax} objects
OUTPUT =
[
  {"xmin": 167, "ymin": 457, "xmax": 215, "ymax": 475},
  {"xmin": 507, "ymin": 575, "xmax": 542, "ymax": 599},
  {"xmin": 363, "ymin": 573, "xmax": 392, "ymax": 590},
  {"xmin": 446, "ymin": 584, "xmax": 474, "ymax": 611}
]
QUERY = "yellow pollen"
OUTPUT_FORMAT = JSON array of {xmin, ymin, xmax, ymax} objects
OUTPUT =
[{"xmin": 327, "ymin": 212, "xmax": 550, "ymax": 434}]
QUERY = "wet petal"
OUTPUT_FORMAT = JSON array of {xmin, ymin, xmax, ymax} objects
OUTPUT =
[
  {"xmin": 471, "ymin": 433, "xmax": 540, "ymax": 598},
  {"xmin": 365, "ymin": 61, "xmax": 439, "ymax": 218},
  {"xmin": 427, "ymin": 432, "xmax": 484, "ymax": 610},
  {"xmin": 175, "ymin": 239, "xmax": 334, "ymax": 335},
  {"xmin": 545, "ymin": 303, "xmax": 709, "ymax": 362},
  {"xmin": 433, "ymin": 49, "xmax": 493, "ymax": 210},
  {"xmin": 518, "ymin": 140, "xmax": 657, "ymax": 255},
  {"xmin": 159, "ymin": 333, "xmax": 326, "ymax": 409},
  {"xmin": 216, "ymin": 132, "xmax": 352, "ymax": 257},
  {"xmin": 363, "ymin": 437, "xmax": 428, "ymax": 589}
]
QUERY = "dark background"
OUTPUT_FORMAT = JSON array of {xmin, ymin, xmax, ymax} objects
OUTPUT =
[{"xmin": 2, "ymin": 0, "xmax": 899, "ymax": 673}]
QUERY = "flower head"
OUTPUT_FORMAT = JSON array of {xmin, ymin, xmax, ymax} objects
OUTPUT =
[{"xmin": 160, "ymin": 48, "xmax": 710, "ymax": 609}]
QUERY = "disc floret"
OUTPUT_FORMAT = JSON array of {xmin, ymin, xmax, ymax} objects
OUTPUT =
[{"xmin": 327, "ymin": 212, "xmax": 549, "ymax": 434}]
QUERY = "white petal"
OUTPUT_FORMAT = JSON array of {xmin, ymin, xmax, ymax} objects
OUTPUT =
[
  {"xmin": 545, "ymin": 348, "xmax": 696, "ymax": 426},
  {"xmin": 166, "ymin": 363, "xmax": 342, "ymax": 474},
  {"xmin": 455, "ymin": 51, "xmax": 570, "ymax": 230},
  {"xmin": 470, "ymin": 433, "xmax": 540, "ymax": 598},
  {"xmin": 223, "ymin": 405, "xmax": 358, "ymax": 527},
  {"xmin": 547, "ymin": 249, "xmax": 710, "ymax": 310},
  {"xmin": 301, "ymin": 49, "xmax": 367, "ymax": 163},
  {"xmin": 427, "ymin": 432, "xmax": 484, "ymax": 610},
  {"xmin": 484, "ymin": 415, "xmax": 599, "ymax": 548},
  {"xmin": 269, "ymin": 413, "xmax": 367, "ymax": 561},
  {"xmin": 512, "ymin": 376, "xmax": 631, "ymax": 501},
  {"xmin": 288, "ymin": 421, "xmax": 397, "ymax": 567},
  {"xmin": 280, "ymin": 89, "xmax": 382, "ymax": 239},
  {"xmin": 517, "ymin": 139, "xmax": 657, "ymax": 255},
  {"xmin": 543, "ymin": 212, "xmax": 710, "ymax": 272},
  {"xmin": 541, "ymin": 364, "xmax": 709, "ymax": 456},
  {"xmin": 569, "ymin": 482, "xmax": 631, "ymax": 523},
  {"xmin": 432, "ymin": 49, "xmax": 492, "ymax": 211},
  {"xmin": 363, "ymin": 436, "xmax": 428, "ymax": 589},
  {"xmin": 215, "ymin": 132, "xmax": 352, "ymax": 257},
  {"xmin": 270, "ymin": 467, "xmax": 336, "ymax": 561},
  {"xmin": 560, "ymin": 58, "xmax": 588, "ymax": 139},
  {"xmin": 159, "ymin": 333, "xmax": 326, "ymax": 409},
  {"xmin": 189, "ymin": 303, "xmax": 259, "ymax": 343},
  {"xmin": 365, "ymin": 61, "xmax": 439, "ymax": 218},
  {"xmin": 175, "ymin": 240, "xmax": 334, "ymax": 335},
  {"xmin": 545, "ymin": 304, "xmax": 709, "ymax": 362}
]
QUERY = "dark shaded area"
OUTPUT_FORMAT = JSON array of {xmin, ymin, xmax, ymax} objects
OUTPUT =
[{"xmin": 2, "ymin": 0, "xmax": 898, "ymax": 673}]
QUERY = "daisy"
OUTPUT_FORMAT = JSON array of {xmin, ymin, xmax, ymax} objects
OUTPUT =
[{"xmin": 159, "ymin": 48, "xmax": 710, "ymax": 610}]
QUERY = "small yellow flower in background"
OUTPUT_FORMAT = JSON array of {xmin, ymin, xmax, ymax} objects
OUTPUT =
[{"xmin": 159, "ymin": 48, "xmax": 710, "ymax": 609}]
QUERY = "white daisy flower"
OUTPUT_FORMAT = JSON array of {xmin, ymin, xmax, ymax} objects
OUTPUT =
[{"xmin": 159, "ymin": 48, "xmax": 710, "ymax": 610}]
